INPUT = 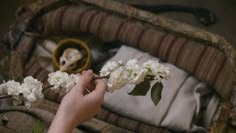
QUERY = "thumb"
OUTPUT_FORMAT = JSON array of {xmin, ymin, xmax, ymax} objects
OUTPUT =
[{"xmin": 86, "ymin": 79, "xmax": 106, "ymax": 101}]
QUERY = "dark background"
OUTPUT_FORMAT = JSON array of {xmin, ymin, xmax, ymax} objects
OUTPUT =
[{"xmin": 0, "ymin": 0, "xmax": 235, "ymax": 47}]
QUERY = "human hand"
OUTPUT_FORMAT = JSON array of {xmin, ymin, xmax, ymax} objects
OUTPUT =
[{"xmin": 48, "ymin": 70, "xmax": 106, "ymax": 133}]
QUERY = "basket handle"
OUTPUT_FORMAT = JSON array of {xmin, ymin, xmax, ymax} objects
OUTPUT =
[{"xmin": 132, "ymin": 4, "xmax": 217, "ymax": 26}]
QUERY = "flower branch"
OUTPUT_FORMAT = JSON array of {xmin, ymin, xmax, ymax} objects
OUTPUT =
[
  {"xmin": 0, "ymin": 59, "xmax": 170, "ymax": 107},
  {"xmin": 93, "ymin": 75, "xmax": 110, "ymax": 80}
]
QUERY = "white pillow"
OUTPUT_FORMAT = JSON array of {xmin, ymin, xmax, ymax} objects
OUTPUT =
[{"xmin": 103, "ymin": 45, "xmax": 219, "ymax": 132}]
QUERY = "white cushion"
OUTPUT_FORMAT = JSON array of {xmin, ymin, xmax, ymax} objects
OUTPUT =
[{"xmin": 103, "ymin": 45, "xmax": 220, "ymax": 132}]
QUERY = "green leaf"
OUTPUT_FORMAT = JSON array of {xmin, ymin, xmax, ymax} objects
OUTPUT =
[
  {"xmin": 151, "ymin": 82, "xmax": 163, "ymax": 105},
  {"xmin": 128, "ymin": 79, "xmax": 151, "ymax": 96},
  {"xmin": 32, "ymin": 120, "xmax": 44, "ymax": 133}
]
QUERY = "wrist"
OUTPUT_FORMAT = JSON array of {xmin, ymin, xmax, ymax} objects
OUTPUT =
[{"xmin": 48, "ymin": 108, "xmax": 74, "ymax": 133}]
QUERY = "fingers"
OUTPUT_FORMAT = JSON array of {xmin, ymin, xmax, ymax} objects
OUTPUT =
[
  {"xmin": 94, "ymin": 79, "xmax": 107, "ymax": 95},
  {"xmin": 71, "ymin": 70, "xmax": 107, "ymax": 102},
  {"xmin": 87, "ymin": 79, "xmax": 107, "ymax": 99},
  {"xmin": 74, "ymin": 70, "xmax": 93, "ymax": 93}
]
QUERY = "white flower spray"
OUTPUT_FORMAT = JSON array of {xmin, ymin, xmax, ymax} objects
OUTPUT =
[
  {"xmin": 0, "ymin": 59, "xmax": 170, "ymax": 107},
  {"xmin": 48, "ymin": 71, "xmax": 80, "ymax": 94},
  {"xmin": 100, "ymin": 59, "xmax": 170, "ymax": 92},
  {"xmin": 1, "ymin": 77, "xmax": 44, "ymax": 108}
]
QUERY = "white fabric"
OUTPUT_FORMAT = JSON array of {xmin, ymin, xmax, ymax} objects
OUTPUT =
[
  {"xmin": 34, "ymin": 45, "xmax": 54, "ymax": 72},
  {"xmin": 103, "ymin": 45, "xmax": 220, "ymax": 132}
]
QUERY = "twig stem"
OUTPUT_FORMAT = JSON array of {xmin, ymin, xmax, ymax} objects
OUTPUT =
[
  {"xmin": 93, "ymin": 75, "xmax": 109, "ymax": 80},
  {"xmin": 0, "ymin": 95, "xmax": 12, "ymax": 100},
  {"xmin": 0, "ymin": 76, "xmax": 109, "ymax": 99}
]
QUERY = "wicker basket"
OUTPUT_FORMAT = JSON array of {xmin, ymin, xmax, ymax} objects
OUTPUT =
[{"xmin": 0, "ymin": 0, "xmax": 235, "ymax": 132}]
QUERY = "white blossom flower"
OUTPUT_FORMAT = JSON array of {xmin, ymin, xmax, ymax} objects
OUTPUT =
[
  {"xmin": 130, "ymin": 69, "xmax": 146, "ymax": 84},
  {"xmin": 21, "ymin": 76, "xmax": 44, "ymax": 101},
  {"xmin": 143, "ymin": 60, "xmax": 170, "ymax": 81},
  {"xmin": 2, "ymin": 80, "xmax": 24, "ymax": 107},
  {"xmin": 48, "ymin": 71, "xmax": 80, "ymax": 93},
  {"xmin": 143, "ymin": 60, "xmax": 159, "ymax": 75},
  {"xmin": 125, "ymin": 59, "xmax": 147, "ymax": 84},
  {"xmin": 156, "ymin": 64, "xmax": 170, "ymax": 80},
  {"xmin": 48, "ymin": 71, "xmax": 69, "ymax": 91},
  {"xmin": 107, "ymin": 67, "xmax": 129, "ymax": 92},
  {"xmin": 5, "ymin": 80, "xmax": 22, "ymax": 96},
  {"xmin": 126, "ymin": 59, "xmax": 140, "ymax": 75},
  {"xmin": 64, "ymin": 74, "xmax": 80, "ymax": 92},
  {"xmin": 13, "ymin": 76, "xmax": 43, "ymax": 108},
  {"xmin": 100, "ymin": 60, "xmax": 124, "ymax": 76}
]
